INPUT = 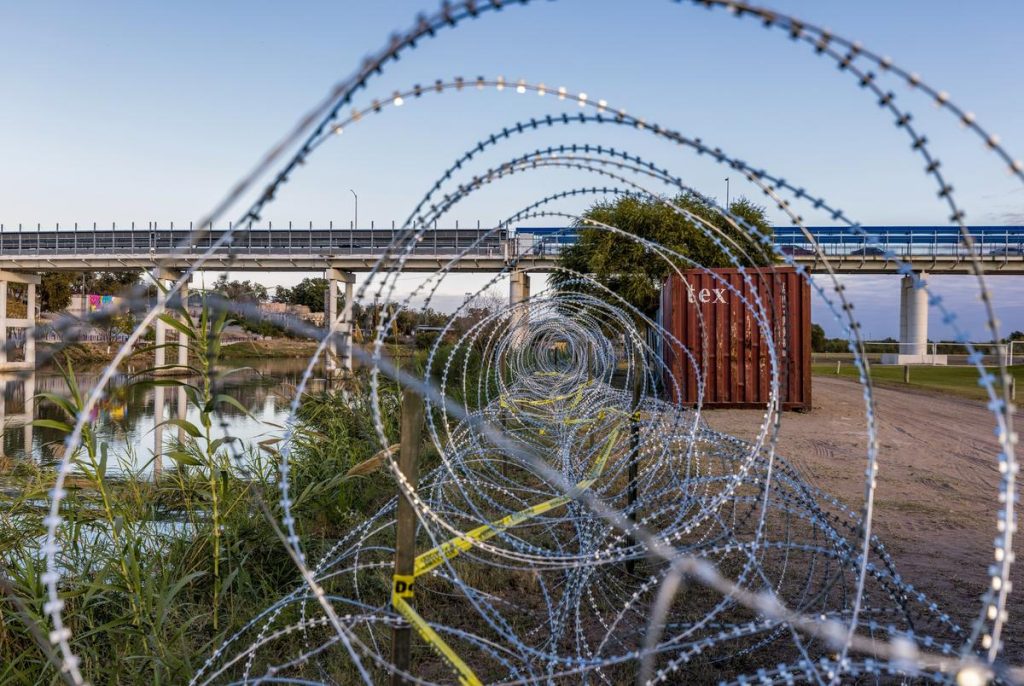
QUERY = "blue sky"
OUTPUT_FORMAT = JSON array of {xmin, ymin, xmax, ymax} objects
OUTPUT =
[{"xmin": 1, "ymin": 1, "xmax": 1023, "ymax": 339}]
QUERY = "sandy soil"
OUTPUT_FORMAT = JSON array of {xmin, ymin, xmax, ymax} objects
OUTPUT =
[{"xmin": 704, "ymin": 376, "xmax": 1024, "ymax": 662}]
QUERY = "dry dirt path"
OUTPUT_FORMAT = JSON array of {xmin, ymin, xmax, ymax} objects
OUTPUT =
[{"xmin": 703, "ymin": 375, "xmax": 1024, "ymax": 662}]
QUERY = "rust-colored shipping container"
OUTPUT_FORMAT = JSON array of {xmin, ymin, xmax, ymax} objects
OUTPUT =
[{"xmin": 660, "ymin": 267, "xmax": 811, "ymax": 411}]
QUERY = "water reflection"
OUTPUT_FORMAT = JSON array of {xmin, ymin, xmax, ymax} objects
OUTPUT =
[
  {"xmin": 0, "ymin": 359, "xmax": 323, "ymax": 475},
  {"xmin": 0, "ymin": 373, "xmax": 34, "ymax": 460}
]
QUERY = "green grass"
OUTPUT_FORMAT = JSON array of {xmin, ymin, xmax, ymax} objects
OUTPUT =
[{"xmin": 812, "ymin": 362, "xmax": 1022, "ymax": 401}]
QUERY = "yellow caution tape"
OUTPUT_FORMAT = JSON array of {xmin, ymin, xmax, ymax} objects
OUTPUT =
[
  {"xmin": 415, "ymin": 493, "xmax": 572, "ymax": 576},
  {"xmin": 390, "ymin": 404, "xmax": 623, "ymax": 683},
  {"xmin": 503, "ymin": 379, "xmax": 593, "ymax": 409},
  {"xmin": 392, "ymin": 594, "xmax": 483, "ymax": 686},
  {"xmin": 414, "ymin": 427, "xmax": 620, "ymax": 577},
  {"xmin": 392, "ymin": 574, "xmax": 415, "ymax": 599}
]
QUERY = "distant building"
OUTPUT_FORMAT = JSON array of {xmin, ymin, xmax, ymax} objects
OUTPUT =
[{"xmin": 66, "ymin": 294, "xmax": 124, "ymax": 317}]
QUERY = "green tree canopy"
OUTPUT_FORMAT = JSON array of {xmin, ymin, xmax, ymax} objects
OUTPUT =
[
  {"xmin": 77, "ymin": 271, "xmax": 141, "ymax": 294},
  {"xmin": 39, "ymin": 271, "xmax": 143, "ymax": 313},
  {"xmin": 811, "ymin": 323, "xmax": 827, "ymax": 353},
  {"xmin": 275, "ymin": 277, "xmax": 329, "ymax": 312},
  {"xmin": 39, "ymin": 272, "xmax": 75, "ymax": 312},
  {"xmin": 551, "ymin": 193, "xmax": 773, "ymax": 317},
  {"xmin": 212, "ymin": 274, "xmax": 268, "ymax": 304}
]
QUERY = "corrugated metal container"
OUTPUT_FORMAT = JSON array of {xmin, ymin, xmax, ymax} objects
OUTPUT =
[{"xmin": 660, "ymin": 267, "xmax": 811, "ymax": 411}]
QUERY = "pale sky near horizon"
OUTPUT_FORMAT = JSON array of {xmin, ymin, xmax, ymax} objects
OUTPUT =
[{"xmin": 2, "ymin": 1, "xmax": 1023, "ymax": 339}]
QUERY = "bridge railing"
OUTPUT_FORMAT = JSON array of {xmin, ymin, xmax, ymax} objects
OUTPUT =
[
  {"xmin": 0, "ymin": 227, "xmax": 510, "ymax": 257},
  {"xmin": 514, "ymin": 226, "xmax": 1024, "ymax": 259},
  {"xmin": 1, "ymin": 226, "xmax": 1022, "ymax": 260}
]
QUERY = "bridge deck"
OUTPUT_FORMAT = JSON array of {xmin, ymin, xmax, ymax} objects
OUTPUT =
[{"xmin": 0, "ymin": 227, "xmax": 1019, "ymax": 274}]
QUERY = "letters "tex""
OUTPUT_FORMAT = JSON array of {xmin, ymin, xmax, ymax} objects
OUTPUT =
[{"xmin": 686, "ymin": 287, "xmax": 727, "ymax": 304}]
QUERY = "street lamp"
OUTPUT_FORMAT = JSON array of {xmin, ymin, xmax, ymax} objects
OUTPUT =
[
  {"xmin": 724, "ymin": 177, "xmax": 730, "ymax": 210},
  {"xmin": 349, "ymin": 188, "xmax": 358, "ymax": 230}
]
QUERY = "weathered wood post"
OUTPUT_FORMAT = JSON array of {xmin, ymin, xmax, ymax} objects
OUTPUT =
[
  {"xmin": 835, "ymin": 360, "xmax": 841, "ymax": 375},
  {"xmin": 626, "ymin": 369, "xmax": 641, "ymax": 574},
  {"xmin": 391, "ymin": 387, "xmax": 425, "ymax": 686},
  {"xmin": 903, "ymin": 365, "xmax": 910, "ymax": 384},
  {"xmin": 587, "ymin": 342, "xmax": 594, "ymax": 384}
]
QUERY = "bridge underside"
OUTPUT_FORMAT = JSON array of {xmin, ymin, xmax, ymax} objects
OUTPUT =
[
  {"xmin": 0, "ymin": 254, "xmax": 558, "ymax": 273},
  {"xmin": 0, "ymin": 254, "xmax": 1020, "ymax": 274},
  {"xmin": 795, "ymin": 255, "xmax": 1024, "ymax": 275}
]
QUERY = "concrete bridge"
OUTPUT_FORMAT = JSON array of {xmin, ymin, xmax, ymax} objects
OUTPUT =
[
  {"xmin": 0, "ymin": 223, "xmax": 1021, "ymax": 371},
  {"xmin": 0, "ymin": 224, "xmax": 1020, "ymax": 274}
]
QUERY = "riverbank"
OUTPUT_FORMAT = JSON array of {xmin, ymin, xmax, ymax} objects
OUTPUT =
[
  {"xmin": 220, "ymin": 339, "xmax": 321, "ymax": 359},
  {"xmin": 36, "ymin": 338, "xmax": 323, "ymax": 369}
]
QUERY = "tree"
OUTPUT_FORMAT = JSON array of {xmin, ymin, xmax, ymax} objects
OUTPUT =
[
  {"xmin": 212, "ymin": 274, "xmax": 268, "ymax": 304},
  {"xmin": 551, "ymin": 193, "xmax": 773, "ymax": 318},
  {"xmin": 39, "ymin": 272, "xmax": 76, "ymax": 312},
  {"xmin": 98, "ymin": 311, "xmax": 136, "ymax": 344},
  {"xmin": 275, "ymin": 277, "xmax": 329, "ymax": 312},
  {"xmin": 811, "ymin": 323, "xmax": 827, "ymax": 353},
  {"xmin": 393, "ymin": 308, "xmax": 419, "ymax": 336},
  {"xmin": 76, "ymin": 271, "xmax": 141, "ymax": 295}
]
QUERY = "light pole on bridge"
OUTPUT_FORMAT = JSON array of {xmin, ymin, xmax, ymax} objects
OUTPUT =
[{"xmin": 349, "ymin": 188, "xmax": 358, "ymax": 230}]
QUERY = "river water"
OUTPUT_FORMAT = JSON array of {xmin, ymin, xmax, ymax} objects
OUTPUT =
[{"xmin": 0, "ymin": 358, "xmax": 324, "ymax": 475}]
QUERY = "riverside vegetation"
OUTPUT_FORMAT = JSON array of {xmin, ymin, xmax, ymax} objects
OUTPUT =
[{"xmin": 0, "ymin": 302, "xmax": 464, "ymax": 684}]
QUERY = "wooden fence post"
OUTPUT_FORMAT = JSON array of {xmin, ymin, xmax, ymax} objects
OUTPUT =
[
  {"xmin": 587, "ymin": 342, "xmax": 594, "ymax": 384},
  {"xmin": 391, "ymin": 388, "xmax": 425, "ymax": 686}
]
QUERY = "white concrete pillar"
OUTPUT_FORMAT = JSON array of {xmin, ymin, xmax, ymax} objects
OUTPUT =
[
  {"xmin": 25, "ymin": 283, "xmax": 35, "ymax": 369},
  {"xmin": 153, "ymin": 384, "xmax": 165, "ymax": 477},
  {"xmin": 152, "ymin": 268, "xmax": 184, "ymax": 371},
  {"xmin": 899, "ymin": 272, "xmax": 928, "ymax": 356},
  {"xmin": 23, "ymin": 372, "xmax": 34, "ymax": 458},
  {"xmin": 0, "ymin": 281, "xmax": 7, "ymax": 366},
  {"xmin": 898, "ymin": 277, "xmax": 909, "ymax": 353},
  {"xmin": 510, "ymin": 269, "xmax": 530, "ymax": 306},
  {"xmin": 884, "ymin": 272, "xmax": 946, "ymax": 365},
  {"xmin": 154, "ymin": 315, "xmax": 167, "ymax": 368},
  {"xmin": 341, "ymin": 280, "xmax": 353, "ymax": 371},
  {"xmin": 509, "ymin": 269, "xmax": 530, "ymax": 346},
  {"xmin": 326, "ymin": 269, "xmax": 354, "ymax": 373},
  {"xmin": 177, "ymin": 283, "xmax": 189, "ymax": 369},
  {"xmin": 325, "ymin": 275, "xmax": 338, "ymax": 373}
]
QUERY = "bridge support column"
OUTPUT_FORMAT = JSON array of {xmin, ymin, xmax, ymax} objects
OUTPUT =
[
  {"xmin": 326, "ymin": 269, "xmax": 355, "ymax": 373},
  {"xmin": 0, "ymin": 279, "xmax": 7, "ymax": 368},
  {"xmin": 0, "ymin": 271, "xmax": 41, "ymax": 372},
  {"xmin": 882, "ymin": 272, "xmax": 947, "ymax": 365},
  {"xmin": 154, "ymin": 316, "xmax": 167, "ymax": 369},
  {"xmin": 154, "ymin": 384, "xmax": 165, "ymax": 477},
  {"xmin": 26, "ymin": 283, "xmax": 35, "ymax": 369},
  {"xmin": 178, "ymin": 281, "xmax": 189, "ymax": 369},
  {"xmin": 23, "ymin": 372, "xmax": 34, "ymax": 460},
  {"xmin": 509, "ymin": 269, "xmax": 530, "ymax": 346},
  {"xmin": 152, "ymin": 269, "xmax": 188, "ymax": 371}
]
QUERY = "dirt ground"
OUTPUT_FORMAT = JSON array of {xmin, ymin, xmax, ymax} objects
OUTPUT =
[{"xmin": 703, "ymin": 375, "xmax": 1024, "ymax": 663}]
